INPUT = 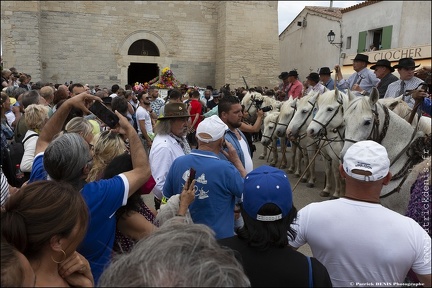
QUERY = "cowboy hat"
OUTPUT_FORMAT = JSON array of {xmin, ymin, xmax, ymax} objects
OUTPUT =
[
  {"xmin": 351, "ymin": 53, "xmax": 370, "ymax": 63},
  {"xmin": 370, "ymin": 59, "xmax": 395, "ymax": 72},
  {"xmin": 393, "ymin": 57, "xmax": 420, "ymax": 69},
  {"xmin": 278, "ymin": 72, "xmax": 289, "ymax": 80},
  {"xmin": 157, "ymin": 102, "xmax": 191, "ymax": 120},
  {"xmin": 287, "ymin": 70, "xmax": 299, "ymax": 77},
  {"xmin": 318, "ymin": 67, "xmax": 332, "ymax": 75}
]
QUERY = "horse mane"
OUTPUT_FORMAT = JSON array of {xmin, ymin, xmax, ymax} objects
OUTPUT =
[
  {"xmin": 296, "ymin": 90, "xmax": 316, "ymax": 108},
  {"xmin": 318, "ymin": 89, "xmax": 348, "ymax": 107},
  {"xmin": 345, "ymin": 96, "xmax": 371, "ymax": 119}
]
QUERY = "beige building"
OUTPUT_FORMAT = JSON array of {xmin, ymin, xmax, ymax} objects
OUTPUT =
[
  {"xmin": 1, "ymin": 1, "xmax": 280, "ymax": 89},
  {"xmin": 279, "ymin": 1, "xmax": 431, "ymax": 79}
]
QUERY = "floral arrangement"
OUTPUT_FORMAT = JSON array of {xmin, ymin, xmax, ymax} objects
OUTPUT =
[{"xmin": 133, "ymin": 67, "xmax": 183, "ymax": 91}]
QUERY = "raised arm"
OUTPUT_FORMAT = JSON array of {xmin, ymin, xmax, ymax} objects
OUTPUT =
[{"xmin": 34, "ymin": 92, "xmax": 100, "ymax": 155}]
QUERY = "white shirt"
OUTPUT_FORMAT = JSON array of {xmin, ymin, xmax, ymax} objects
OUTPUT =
[
  {"xmin": 20, "ymin": 131, "xmax": 38, "ymax": 172},
  {"xmin": 238, "ymin": 137, "xmax": 253, "ymax": 173},
  {"xmin": 289, "ymin": 198, "xmax": 431, "ymax": 287},
  {"xmin": 384, "ymin": 76, "xmax": 424, "ymax": 108},
  {"xmin": 135, "ymin": 106, "xmax": 153, "ymax": 135},
  {"xmin": 149, "ymin": 134, "xmax": 185, "ymax": 199}
]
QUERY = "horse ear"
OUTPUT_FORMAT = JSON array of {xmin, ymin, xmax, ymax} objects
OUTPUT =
[
  {"xmin": 347, "ymin": 89, "xmax": 356, "ymax": 102},
  {"xmin": 323, "ymin": 86, "xmax": 329, "ymax": 93},
  {"xmin": 288, "ymin": 95, "xmax": 293, "ymax": 101},
  {"xmin": 369, "ymin": 87, "xmax": 379, "ymax": 106},
  {"xmin": 291, "ymin": 98, "xmax": 297, "ymax": 109},
  {"xmin": 395, "ymin": 95, "xmax": 403, "ymax": 101}
]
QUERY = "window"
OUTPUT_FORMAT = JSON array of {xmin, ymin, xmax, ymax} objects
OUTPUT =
[
  {"xmin": 128, "ymin": 40, "xmax": 160, "ymax": 56},
  {"xmin": 346, "ymin": 36, "xmax": 351, "ymax": 49},
  {"xmin": 357, "ymin": 25, "xmax": 392, "ymax": 53}
]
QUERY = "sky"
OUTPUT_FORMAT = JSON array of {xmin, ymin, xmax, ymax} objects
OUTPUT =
[{"xmin": 278, "ymin": 1, "xmax": 364, "ymax": 34}]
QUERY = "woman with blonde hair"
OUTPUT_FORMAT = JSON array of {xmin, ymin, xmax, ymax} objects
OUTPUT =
[
  {"xmin": 86, "ymin": 130, "xmax": 126, "ymax": 182},
  {"xmin": 20, "ymin": 104, "xmax": 49, "ymax": 174},
  {"xmin": 64, "ymin": 116, "xmax": 94, "ymax": 147}
]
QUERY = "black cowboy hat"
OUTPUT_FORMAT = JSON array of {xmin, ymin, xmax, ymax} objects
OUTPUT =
[
  {"xmin": 393, "ymin": 57, "xmax": 420, "ymax": 69},
  {"xmin": 287, "ymin": 70, "xmax": 299, "ymax": 77},
  {"xmin": 318, "ymin": 67, "xmax": 332, "ymax": 75},
  {"xmin": 157, "ymin": 102, "xmax": 191, "ymax": 120},
  {"xmin": 370, "ymin": 59, "xmax": 395, "ymax": 72},
  {"xmin": 351, "ymin": 53, "xmax": 370, "ymax": 63},
  {"xmin": 306, "ymin": 72, "xmax": 320, "ymax": 83},
  {"xmin": 278, "ymin": 72, "xmax": 289, "ymax": 80}
]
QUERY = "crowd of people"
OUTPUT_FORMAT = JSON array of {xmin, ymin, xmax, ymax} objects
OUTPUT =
[{"xmin": 0, "ymin": 56, "xmax": 431, "ymax": 287}]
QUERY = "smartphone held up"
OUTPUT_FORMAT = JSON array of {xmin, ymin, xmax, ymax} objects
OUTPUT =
[{"xmin": 89, "ymin": 100, "xmax": 119, "ymax": 129}]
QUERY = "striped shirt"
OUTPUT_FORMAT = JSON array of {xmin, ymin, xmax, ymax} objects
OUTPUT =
[
  {"xmin": 384, "ymin": 76, "xmax": 424, "ymax": 108},
  {"xmin": 1, "ymin": 169, "xmax": 9, "ymax": 206}
]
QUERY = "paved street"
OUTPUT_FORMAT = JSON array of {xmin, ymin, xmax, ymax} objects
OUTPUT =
[{"xmin": 144, "ymin": 141, "xmax": 334, "ymax": 256}]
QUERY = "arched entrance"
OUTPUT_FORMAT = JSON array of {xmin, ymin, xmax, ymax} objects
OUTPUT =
[
  {"xmin": 128, "ymin": 63, "xmax": 159, "ymax": 85},
  {"xmin": 118, "ymin": 30, "xmax": 171, "ymax": 86}
]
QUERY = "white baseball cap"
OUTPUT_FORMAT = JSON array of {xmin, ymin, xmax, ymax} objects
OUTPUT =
[
  {"xmin": 343, "ymin": 140, "xmax": 390, "ymax": 182},
  {"xmin": 196, "ymin": 115, "xmax": 228, "ymax": 143}
]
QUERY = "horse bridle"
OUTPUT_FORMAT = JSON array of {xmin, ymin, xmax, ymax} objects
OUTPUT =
[
  {"xmin": 344, "ymin": 103, "xmax": 390, "ymax": 145},
  {"xmin": 311, "ymin": 98, "xmax": 344, "ymax": 139}
]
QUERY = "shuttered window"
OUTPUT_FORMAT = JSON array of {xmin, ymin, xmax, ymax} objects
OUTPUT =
[
  {"xmin": 381, "ymin": 26, "xmax": 393, "ymax": 50},
  {"xmin": 357, "ymin": 31, "xmax": 367, "ymax": 53}
]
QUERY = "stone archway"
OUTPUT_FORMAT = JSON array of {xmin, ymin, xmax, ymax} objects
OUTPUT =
[{"xmin": 117, "ymin": 30, "xmax": 171, "ymax": 85}]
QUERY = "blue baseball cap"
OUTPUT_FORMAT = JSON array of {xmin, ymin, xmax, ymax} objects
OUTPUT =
[{"xmin": 243, "ymin": 165, "xmax": 293, "ymax": 221}]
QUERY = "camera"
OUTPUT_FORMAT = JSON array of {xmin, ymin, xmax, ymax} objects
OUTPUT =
[{"xmin": 261, "ymin": 105, "xmax": 273, "ymax": 112}]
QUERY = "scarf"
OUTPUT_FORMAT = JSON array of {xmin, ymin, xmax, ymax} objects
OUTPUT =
[{"xmin": 169, "ymin": 133, "xmax": 191, "ymax": 155}]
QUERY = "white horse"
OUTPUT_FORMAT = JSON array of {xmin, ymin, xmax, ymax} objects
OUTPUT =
[
  {"xmin": 341, "ymin": 88, "xmax": 430, "ymax": 214},
  {"xmin": 274, "ymin": 96, "xmax": 299, "ymax": 172},
  {"xmin": 306, "ymin": 88, "xmax": 356, "ymax": 198},
  {"xmin": 285, "ymin": 91, "xmax": 320, "ymax": 188},
  {"xmin": 242, "ymin": 91, "xmax": 284, "ymax": 161},
  {"xmin": 261, "ymin": 111, "xmax": 287, "ymax": 167},
  {"xmin": 379, "ymin": 96, "xmax": 431, "ymax": 135}
]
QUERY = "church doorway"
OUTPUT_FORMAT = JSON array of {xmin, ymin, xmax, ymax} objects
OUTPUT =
[{"xmin": 127, "ymin": 63, "xmax": 159, "ymax": 86}]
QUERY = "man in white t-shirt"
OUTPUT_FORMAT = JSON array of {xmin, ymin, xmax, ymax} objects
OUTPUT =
[
  {"xmin": 136, "ymin": 93, "xmax": 154, "ymax": 154},
  {"xmin": 289, "ymin": 140, "xmax": 431, "ymax": 287}
]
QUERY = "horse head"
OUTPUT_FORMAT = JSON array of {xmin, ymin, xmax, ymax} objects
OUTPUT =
[
  {"xmin": 307, "ymin": 88, "xmax": 355, "ymax": 138},
  {"xmin": 286, "ymin": 91, "xmax": 319, "ymax": 139},
  {"xmin": 261, "ymin": 111, "xmax": 280, "ymax": 147},
  {"xmin": 275, "ymin": 96, "xmax": 295, "ymax": 137}
]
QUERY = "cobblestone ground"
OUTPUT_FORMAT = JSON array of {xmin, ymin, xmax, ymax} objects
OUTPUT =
[{"xmin": 143, "ymin": 141, "xmax": 334, "ymax": 256}]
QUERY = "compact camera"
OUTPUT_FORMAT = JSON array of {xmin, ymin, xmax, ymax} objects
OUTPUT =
[{"xmin": 261, "ymin": 105, "xmax": 273, "ymax": 112}]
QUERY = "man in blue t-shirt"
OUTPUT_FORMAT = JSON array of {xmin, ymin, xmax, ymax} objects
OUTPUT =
[
  {"xmin": 163, "ymin": 115, "xmax": 246, "ymax": 239},
  {"xmin": 29, "ymin": 92, "xmax": 151, "ymax": 284}
]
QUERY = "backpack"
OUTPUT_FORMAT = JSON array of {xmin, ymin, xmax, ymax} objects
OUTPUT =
[{"xmin": 1, "ymin": 133, "xmax": 38, "ymax": 187}]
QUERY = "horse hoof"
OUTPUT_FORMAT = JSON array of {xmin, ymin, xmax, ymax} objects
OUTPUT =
[
  {"xmin": 258, "ymin": 156, "xmax": 264, "ymax": 159},
  {"xmin": 300, "ymin": 178, "xmax": 307, "ymax": 183},
  {"xmin": 329, "ymin": 196, "xmax": 339, "ymax": 200},
  {"xmin": 319, "ymin": 191, "xmax": 330, "ymax": 197},
  {"xmin": 306, "ymin": 183, "xmax": 315, "ymax": 188}
]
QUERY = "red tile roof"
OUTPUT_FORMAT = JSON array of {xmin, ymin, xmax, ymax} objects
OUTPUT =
[
  {"xmin": 341, "ymin": 1, "xmax": 382, "ymax": 13},
  {"xmin": 304, "ymin": 6, "xmax": 343, "ymax": 19}
]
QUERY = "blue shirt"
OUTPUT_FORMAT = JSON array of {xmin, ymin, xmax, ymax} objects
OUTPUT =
[
  {"xmin": 324, "ymin": 78, "xmax": 335, "ymax": 90},
  {"xmin": 163, "ymin": 149, "xmax": 243, "ymax": 239}
]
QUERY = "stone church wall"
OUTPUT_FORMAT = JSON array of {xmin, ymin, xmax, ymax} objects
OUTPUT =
[{"xmin": 1, "ymin": 1, "xmax": 279, "ymax": 89}]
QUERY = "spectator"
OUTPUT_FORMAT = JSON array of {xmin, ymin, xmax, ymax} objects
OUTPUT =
[
  {"xmin": 163, "ymin": 115, "xmax": 246, "ymax": 239},
  {"xmin": 218, "ymin": 95, "xmax": 253, "ymax": 173},
  {"xmin": 335, "ymin": 53, "xmax": 380, "ymax": 97},
  {"xmin": 111, "ymin": 95, "xmax": 135, "ymax": 128},
  {"xmin": 289, "ymin": 141, "xmax": 431, "ymax": 286},
  {"xmin": 1, "ymin": 235, "xmax": 36, "ymax": 287},
  {"xmin": 28, "ymin": 92, "xmax": 151, "ymax": 284},
  {"xmin": 109, "ymin": 84, "xmax": 120, "ymax": 98},
  {"xmin": 98, "ymin": 220, "xmax": 251, "ymax": 287},
  {"xmin": 69, "ymin": 83, "xmax": 86, "ymax": 97},
  {"xmin": 149, "ymin": 102, "xmax": 191, "ymax": 210},
  {"xmin": 135, "ymin": 92, "xmax": 154, "ymax": 154},
  {"xmin": 1, "ymin": 181, "xmax": 93, "ymax": 287},
  {"xmin": 158, "ymin": 88, "xmax": 183, "ymax": 117},
  {"xmin": 20, "ymin": 104, "xmax": 49, "ymax": 175},
  {"xmin": 1, "ymin": 69, "xmax": 12, "ymax": 88},
  {"xmin": 52, "ymin": 87, "xmax": 69, "ymax": 112},
  {"xmin": 39, "ymin": 85, "xmax": 55, "ymax": 107},
  {"xmin": 86, "ymin": 130, "xmax": 126, "ymax": 182},
  {"xmin": 148, "ymin": 86, "xmax": 164, "ymax": 116},
  {"xmin": 207, "ymin": 91, "xmax": 221, "ymax": 110},
  {"xmin": 187, "ymin": 90, "xmax": 202, "ymax": 148},
  {"xmin": 370, "ymin": 59, "xmax": 399, "ymax": 98},
  {"xmin": 285, "ymin": 70, "xmax": 304, "ymax": 99},
  {"xmin": 219, "ymin": 165, "xmax": 332, "ymax": 287}
]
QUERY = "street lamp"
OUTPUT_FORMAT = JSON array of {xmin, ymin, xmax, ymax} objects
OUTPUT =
[{"xmin": 327, "ymin": 30, "xmax": 342, "ymax": 48}]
